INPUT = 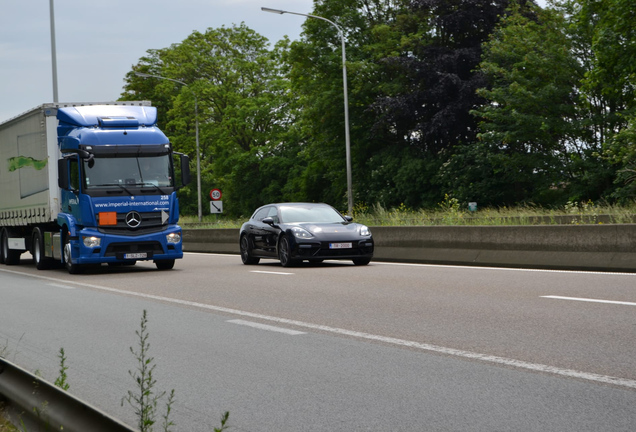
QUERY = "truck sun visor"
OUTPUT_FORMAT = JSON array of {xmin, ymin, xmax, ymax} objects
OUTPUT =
[{"xmin": 80, "ymin": 143, "xmax": 171, "ymax": 157}]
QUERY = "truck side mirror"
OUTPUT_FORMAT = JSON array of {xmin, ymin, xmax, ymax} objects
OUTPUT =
[
  {"xmin": 180, "ymin": 154, "xmax": 191, "ymax": 186},
  {"xmin": 58, "ymin": 158, "xmax": 69, "ymax": 189}
]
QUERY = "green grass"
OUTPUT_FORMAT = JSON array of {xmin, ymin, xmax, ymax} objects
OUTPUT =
[{"xmin": 179, "ymin": 199, "xmax": 636, "ymax": 228}]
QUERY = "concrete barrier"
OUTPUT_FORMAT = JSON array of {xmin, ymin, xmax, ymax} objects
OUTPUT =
[{"xmin": 182, "ymin": 224, "xmax": 636, "ymax": 272}]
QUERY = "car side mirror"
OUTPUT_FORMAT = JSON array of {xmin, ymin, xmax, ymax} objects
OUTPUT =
[
  {"xmin": 344, "ymin": 215, "xmax": 353, "ymax": 222},
  {"xmin": 262, "ymin": 217, "xmax": 275, "ymax": 226}
]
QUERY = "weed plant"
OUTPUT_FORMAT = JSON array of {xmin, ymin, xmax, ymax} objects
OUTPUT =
[
  {"xmin": 122, "ymin": 310, "xmax": 230, "ymax": 432},
  {"xmin": 122, "ymin": 309, "xmax": 173, "ymax": 432},
  {"xmin": 54, "ymin": 348, "xmax": 69, "ymax": 391}
]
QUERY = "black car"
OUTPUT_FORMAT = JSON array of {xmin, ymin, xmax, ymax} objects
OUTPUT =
[{"xmin": 239, "ymin": 203, "xmax": 374, "ymax": 267}]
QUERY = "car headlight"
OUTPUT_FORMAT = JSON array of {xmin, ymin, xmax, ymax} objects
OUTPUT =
[
  {"xmin": 166, "ymin": 232, "xmax": 181, "ymax": 244},
  {"xmin": 82, "ymin": 236, "xmax": 101, "ymax": 248},
  {"xmin": 291, "ymin": 226, "xmax": 314, "ymax": 239},
  {"xmin": 359, "ymin": 225, "xmax": 371, "ymax": 236}
]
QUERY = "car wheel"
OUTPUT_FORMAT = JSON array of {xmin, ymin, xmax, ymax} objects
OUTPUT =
[
  {"xmin": 352, "ymin": 257, "xmax": 371, "ymax": 266},
  {"xmin": 63, "ymin": 234, "xmax": 82, "ymax": 274},
  {"xmin": 33, "ymin": 228, "xmax": 52, "ymax": 270},
  {"xmin": 155, "ymin": 259, "xmax": 175, "ymax": 270},
  {"xmin": 278, "ymin": 235, "xmax": 296, "ymax": 267},
  {"xmin": 240, "ymin": 235, "xmax": 260, "ymax": 265}
]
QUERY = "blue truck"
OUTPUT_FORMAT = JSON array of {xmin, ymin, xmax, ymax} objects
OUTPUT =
[{"xmin": 0, "ymin": 102, "xmax": 191, "ymax": 273}]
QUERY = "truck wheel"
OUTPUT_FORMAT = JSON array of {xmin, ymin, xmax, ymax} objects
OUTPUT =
[
  {"xmin": 63, "ymin": 235, "xmax": 82, "ymax": 274},
  {"xmin": 1, "ymin": 228, "xmax": 21, "ymax": 266},
  {"xmin": 33, "ymin": 228, "xmax": 52, "ymax": 270},
  {"xmin": 155, "ymin": 259, "xmax": 175, "ymax": 270}
]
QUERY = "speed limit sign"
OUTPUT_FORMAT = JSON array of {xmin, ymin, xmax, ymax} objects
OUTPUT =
[{"xmin": 210, "ymin": 189, "xmax": 222, "ymax": 201}]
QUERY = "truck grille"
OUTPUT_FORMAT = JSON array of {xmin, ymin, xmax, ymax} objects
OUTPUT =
[{"xmin": 97, "ymin": 211, "xmax": 167, "ymax": 236}]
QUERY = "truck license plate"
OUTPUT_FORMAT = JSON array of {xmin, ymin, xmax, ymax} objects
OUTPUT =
[
  {"xmin": 124, "ymin": 253, "xmax": 147, "ymax": 259},
  {"xmin": 329, "ymin": 242, "xmax": 352, "ymax": 249}
]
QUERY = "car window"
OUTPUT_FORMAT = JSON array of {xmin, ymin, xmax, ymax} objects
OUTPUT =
[
  {"xmin": 279, "ymin": 205, "xmax": 344, "ymax": 223},
  {"xmin": 267, "ymin": 207, "xmax": 280, "ymax": 224},
  {"xmin": 253, "ymin": 207, "xmax": 270, "ymax": 221}
]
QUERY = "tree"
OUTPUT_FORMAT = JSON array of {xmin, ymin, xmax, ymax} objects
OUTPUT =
[
  {"xmin": 122, "ymin": 24, "xmax": 300, "ymax": 216},
  {"xmin": 568, "ymin": 0, "xmax": 636, "ymax": 200},
  {"xmin": 371, "ymin": 0, "xmax": 513, "ymax": 155},
  {"xmin": 459, "ymin": 4, "xmax": 586, "ymax": 205}
]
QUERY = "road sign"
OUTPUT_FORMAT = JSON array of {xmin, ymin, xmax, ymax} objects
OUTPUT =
[
  {"xmin": 210, "ymin": 200, "xmax": 223, "ymax": 214},
  {"xmin": 210, "ymin": 189, "xmax": 222, "ymax": 201}
]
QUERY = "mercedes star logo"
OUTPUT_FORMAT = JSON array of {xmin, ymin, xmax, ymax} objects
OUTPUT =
[{"xmin": 125, "ymin": 211, "xmax": 142, "ymax": 228}]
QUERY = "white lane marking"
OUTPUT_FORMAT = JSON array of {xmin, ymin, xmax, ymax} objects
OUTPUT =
[
  {"xmin": 228, "ymin": 319, "xmax": 306, "ymax": 335},
  {"xmin": 249, "ymin": 270, "xmax": 294, "ymax": 275},
  {"xmin": 48, "ymin": 283, "xmax": 76, "ymax": 290},
  {"xmin": 3, "ymin": 267, "xmax": 636, "ymax": 389},
  {"xmin": 542, "ymin": 295, "xmax": 636, "ymax": 307},
  {"xmin": 184, "ymin": 253, "xmax": 636, "ymax": 276},
  {"xmin": 373, "ymin": 261, "xmax": 636, "ymax": 276},
  {"xmin": 186, "ymin": 252, "xmax": 237, "ymax": 257}
]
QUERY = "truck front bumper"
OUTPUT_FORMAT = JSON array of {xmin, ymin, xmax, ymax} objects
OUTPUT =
[{"xmin": 71, "ymin": 226, "xmax": 183, "ymax": 265}]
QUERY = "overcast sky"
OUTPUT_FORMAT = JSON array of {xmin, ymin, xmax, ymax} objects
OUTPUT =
[
  {"xmin": 0, "ymin": 0, "xmax": 314, "ymax": 122},
  {"xmin": 1, "ymin": 1, "xmax": 547, "ymax": 123}
]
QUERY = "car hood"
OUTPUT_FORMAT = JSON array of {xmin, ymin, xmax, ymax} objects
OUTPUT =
[{"xmin": 290, "ymin": 222, "xmax": 363, "ymax": 236}]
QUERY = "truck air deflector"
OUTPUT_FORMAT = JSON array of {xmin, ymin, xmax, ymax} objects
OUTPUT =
[
  {"xmin": 57, "ymin": 105, "xmax": 157, "ymax": 128},
  {"xmin": 98, "ymin": 117, "xmax": 140, "ymax": 128}
]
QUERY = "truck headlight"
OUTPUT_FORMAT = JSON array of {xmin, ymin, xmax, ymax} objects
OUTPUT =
[
  {"xmin": 166, "ymin": 232, "xmax": 181, "ymax": 244},
  {"xmin": 82, "ymin": 236, "xmax": 101, "ymax": 248}
]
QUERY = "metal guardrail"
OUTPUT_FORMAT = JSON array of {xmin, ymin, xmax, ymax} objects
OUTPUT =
[{"xmin": 0, "ymin": 357, "xmax": 137, "ymax": 432}]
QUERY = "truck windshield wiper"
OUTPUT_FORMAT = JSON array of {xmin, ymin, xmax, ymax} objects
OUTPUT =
[
  {"xmin": 136, "ymin": 182, "xmax": 169, "ymax": 195},
  {"xmin": 95, "ymin": 183, "xmax": 134, "ymax": 195}
]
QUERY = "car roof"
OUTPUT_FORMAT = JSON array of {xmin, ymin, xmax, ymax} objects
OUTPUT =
[{"xmin": 257, "ymin": 202, "xmax": 331, "ymax": 208}]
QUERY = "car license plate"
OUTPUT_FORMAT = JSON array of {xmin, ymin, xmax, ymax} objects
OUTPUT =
[
  {"xmin": 124, "ymin": 253, "xmax": 147, "ymax": 259},
  {"xmin": 329, "ymin": 242, "xmax": 352, "ymax": 249}
]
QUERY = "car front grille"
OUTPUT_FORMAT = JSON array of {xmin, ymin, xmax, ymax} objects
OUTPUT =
[{"xmin": 295, "ymin": 240, "xmax": 373, "ymax": 258}]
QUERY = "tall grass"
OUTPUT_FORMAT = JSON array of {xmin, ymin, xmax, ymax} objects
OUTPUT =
[{"xmin": 180, "ymin": 199, "xmax": 636, "ymax": 228}]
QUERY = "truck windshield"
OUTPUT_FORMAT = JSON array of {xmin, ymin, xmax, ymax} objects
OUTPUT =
[{"xmin": 84, "ymin": 155, "xmax": 173, "ymax": 189}]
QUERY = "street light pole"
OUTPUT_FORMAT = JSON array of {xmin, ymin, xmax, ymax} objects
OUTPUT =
[
  {"xmin": 49, "ymin": 0, "xmax": 59, "ymax": 102},
  {"xmin": 262, "ymin": 7, "xmax": 354, "ymax": 216},
  {"xmin": 135, "ymin": 72, "xmax": 202, "ymax": 222}
]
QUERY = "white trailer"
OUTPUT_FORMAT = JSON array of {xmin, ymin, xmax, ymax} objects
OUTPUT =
[{"xmin": 0, "ymin": 104, "xmax": 62, "ymax": 264}]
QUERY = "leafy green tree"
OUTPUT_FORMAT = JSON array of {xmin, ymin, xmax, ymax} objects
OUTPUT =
[
  {"xmin": 459, "ymin": 5, "xmax": 585, "ymax": 205},
  {"xmin": 122, "ymin": 24, "xmax": 300, "ymax": 216},
  {"xmin": 567, "ymin": 0, "xmax": 636, "ymax": 200},
  {"xmin": 287, "ymin": 0, "xmax": 515, "ymax": 210}
]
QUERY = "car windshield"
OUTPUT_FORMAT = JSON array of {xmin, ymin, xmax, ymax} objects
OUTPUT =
[
  {"xmin": 84, "ymin": 155, "xmax": 172, "ymax": 188},
  {"xmin": 279, "ymin": 205, "xmax": 345, "ymax": 224}
]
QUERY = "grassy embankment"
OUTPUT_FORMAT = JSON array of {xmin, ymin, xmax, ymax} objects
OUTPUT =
[{"xmin": 180, "ymin": 199, "xmax": 636, "ymax": 229}]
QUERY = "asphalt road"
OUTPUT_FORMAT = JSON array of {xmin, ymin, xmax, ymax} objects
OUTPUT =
[{"xmin": 1, "ymin": 253, "xmax": 635, "ymax": 431}]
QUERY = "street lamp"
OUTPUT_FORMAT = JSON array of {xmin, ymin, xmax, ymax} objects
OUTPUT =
[
  {"xmin": 261, "ymin": 7, "xmax": 353, "ymax": 216},
  {"xmin": 135, "ymin": 72, "xmax": 202, "ymax": 222},
  {"xmin": 49, "ymin": 0, "xmax": 59, "ymax": 102}
]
